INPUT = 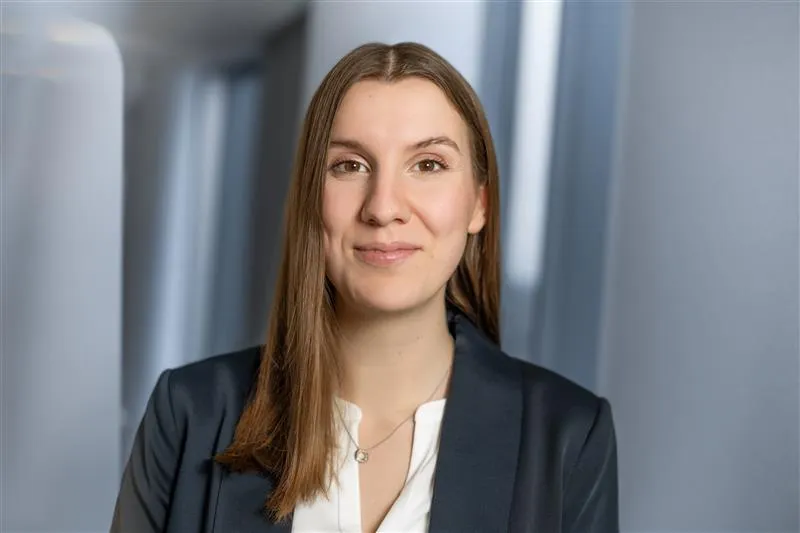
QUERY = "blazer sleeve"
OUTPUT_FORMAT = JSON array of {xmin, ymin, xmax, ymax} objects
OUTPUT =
[
  {"xmin": 562, "ymin": 398, "xmax": 619, "ymax": 533},
  {"xmin": 111, "ymin": 369, "xmax": 182, "ymax": 533}
]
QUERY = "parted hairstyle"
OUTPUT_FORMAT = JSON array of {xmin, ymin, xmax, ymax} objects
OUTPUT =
[{"xmin": 215, "ymin": 41, "xmax": 501, "ymax": 521}]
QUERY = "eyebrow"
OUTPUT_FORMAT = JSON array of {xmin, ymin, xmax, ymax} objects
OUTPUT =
[{"xmin": 328, "ymin": 135, "xmax": 462, "ymax": 154}]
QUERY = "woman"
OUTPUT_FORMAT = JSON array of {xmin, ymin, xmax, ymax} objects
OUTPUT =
[{"xmin": 111, "ymin": 42, "xmax": 618, "ymax": 533}]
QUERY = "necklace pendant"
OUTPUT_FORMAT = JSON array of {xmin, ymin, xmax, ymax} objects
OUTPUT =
[{"xmin": 354, "ymin": 448, "xmax": 369, "ymax": 463}]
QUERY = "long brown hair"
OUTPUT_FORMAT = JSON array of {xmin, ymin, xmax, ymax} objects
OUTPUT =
[{"xmin": 215, "ymin": 42, "xmax": 501, "ymax": 520}]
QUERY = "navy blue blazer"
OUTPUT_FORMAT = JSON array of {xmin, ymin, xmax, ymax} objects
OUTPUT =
[{"xmin": 111, "ymin": 311, "xmax": 618, "ymax": 532}]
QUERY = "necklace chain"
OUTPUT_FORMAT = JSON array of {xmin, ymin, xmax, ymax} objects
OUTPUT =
[{"xmin": 335, "ymin": 362, "xmax": 452, "ymax": 463}]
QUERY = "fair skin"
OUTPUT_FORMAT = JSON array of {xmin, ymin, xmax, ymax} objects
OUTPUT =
[{"xmin": 323, "ymin": 77, "xmax": 486, "ymax": 532}]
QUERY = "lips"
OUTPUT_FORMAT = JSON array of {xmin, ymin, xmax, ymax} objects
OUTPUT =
[{"xmin": 353, "ymin": 242, "xmax": 421, "ymax": 267}]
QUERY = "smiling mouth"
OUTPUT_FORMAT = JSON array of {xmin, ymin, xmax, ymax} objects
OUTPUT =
[{"xmin": 353, "ymin": 243, "xmax": 421, "ymax": 267}]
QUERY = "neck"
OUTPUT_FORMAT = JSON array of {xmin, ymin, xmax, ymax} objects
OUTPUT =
[{"xmin": 335, "ymin": 297, "xmax": 454, "ymax": 418}]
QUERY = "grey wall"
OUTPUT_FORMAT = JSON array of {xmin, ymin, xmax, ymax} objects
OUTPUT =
[
  {"xmin": 534, "ymin": 1, "xmax": 627, "ymax": 385},
  {"xmin": 209, "ymin": 13, "xmax": 309, "ymax": 355},
  {"xmin": 121, "ymin": 62, "xmax": 232, "ymax": 460},
  {"xmin": 1, "ymin": 13, "xmax": 124, "ymax": 532},
  {"xmin": 599, "ymin": 3, "xmax": 799, "ymax": 531},
  {"xmin": 120, "ymin": 10, "xmax": 309, "ymax": 461}
]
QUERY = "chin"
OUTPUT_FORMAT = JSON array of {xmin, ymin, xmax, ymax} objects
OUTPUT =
[
  {"xmin": 354, "ymin": 290, "xmax": 424, "ymax": 315},
  {"xmin": 344, "ymin": 278, "xmax": 438, "ymax": 316}
]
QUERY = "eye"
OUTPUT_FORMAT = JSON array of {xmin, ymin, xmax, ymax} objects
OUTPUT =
[
  {"xmin": 413, "ymin": 158, "xmax": 447, "ymax": 173},
  {"xmin": 330, "ymin": 160, "xmax": 369, "ymax": 174}
]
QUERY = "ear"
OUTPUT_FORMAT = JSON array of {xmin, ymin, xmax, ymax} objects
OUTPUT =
[{"xmin": 467, "ymin": 185, "xmax": 487, "ymax": 235}]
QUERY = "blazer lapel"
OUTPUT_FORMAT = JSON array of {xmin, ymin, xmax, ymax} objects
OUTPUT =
[
  {"xmin": 428, "ymin": 311, "xmax": 523, "ymax": 533},
  {"xmin": 211, "ymin": 310, "xmax": 521, "ymax": 533},
  {"xmin": 212, "ymin": 470, "xmax": 292, "ymax": 533}
]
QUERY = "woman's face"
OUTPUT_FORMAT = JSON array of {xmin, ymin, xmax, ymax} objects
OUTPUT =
[{"xmin": 323, "ymin": 78, "xmax": 486, "ymax": 316}]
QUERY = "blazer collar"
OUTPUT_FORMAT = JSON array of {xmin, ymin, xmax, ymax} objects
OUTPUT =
[
  {"xmin": 213, "ymin": 309, "xmax": 522, "ymax": 533},
  {"xmin": 427, "ymin": 308, "xmax": 523, "ymax": 532}
]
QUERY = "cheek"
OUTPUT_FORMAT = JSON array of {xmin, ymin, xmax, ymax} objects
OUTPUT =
[
  {"xmin": 322, "ymin": 188, "xmax": 343, "ymax": 267},
  {"xmin": 415, "ymin": 184, "xmax": 478, "ymax": 277},
  {"xmin": 322, "ymin": 182, "xmax": 357, "ymax": 244},
  {"xmin": 419, "ymin": 184, "xmax": 478, "ymax": 236}
]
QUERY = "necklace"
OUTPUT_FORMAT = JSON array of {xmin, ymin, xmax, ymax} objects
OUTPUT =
[{"xmin": 335, "ymin": 362, "xmax": 452, "ymax": 464}]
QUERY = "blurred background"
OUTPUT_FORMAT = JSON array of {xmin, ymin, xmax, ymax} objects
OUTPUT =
[{"xmin": 1, "ymin": 1, "xmax": 798, "ymax": 531}]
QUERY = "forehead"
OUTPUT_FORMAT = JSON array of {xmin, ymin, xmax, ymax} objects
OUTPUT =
[{"xmin": 331, "ymin": 78, "xmax": 469, "ymax": 147}]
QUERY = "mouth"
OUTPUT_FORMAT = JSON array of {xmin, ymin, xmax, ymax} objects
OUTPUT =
[{"xmin": 353, "ymin": 242, "xmax": 421, "ymax": 267}]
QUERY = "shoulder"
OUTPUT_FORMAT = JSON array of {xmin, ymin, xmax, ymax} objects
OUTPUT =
[
  {"xmin": 505, "ymin": 355, "xmax": 616, "ymax": 491},
  {"xmin": 168, "ymin": 345, "xmax": 261, "ymax": 392},
  {"xmin": 114, "ymin": 347, "xmax": 263, "ymax": 532},
  {"xmin": 514, "ymin": 357, "xmax": 610, "ymax": 428},
  {"xmin": 468, "ymin": 321, "xmax": 614, "ymax": 463},
  {"xmin": 509, "ymin": 359, "xmax": 618, "ymax": 526},
  {"xmin": 157, "ymin": 346, "xmax": 261, "ymax": 424},
  {"xmin": 452, "ymin": 310, "xmax": 611, "ymax": 435},
  {"xmin": 504, "ymin": 354, "xmax": 614, "ymax": 447},
  {"xmin": 454, "ymin": 311, "xmax": 616, "ymax": 509}
]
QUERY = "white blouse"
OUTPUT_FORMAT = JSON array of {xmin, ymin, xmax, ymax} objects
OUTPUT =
[{"xmin": 292, "ymin": 397, "xmax": 447, "ymax": 533}]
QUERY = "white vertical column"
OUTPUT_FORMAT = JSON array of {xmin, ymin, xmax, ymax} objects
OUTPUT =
[
  {"xmin": 1, "ymin": 11, "xmax": 124, "ymax": 532},
  {"xmin": 505, "ymin": 0, "xmax": 563, "ymax": 290}
]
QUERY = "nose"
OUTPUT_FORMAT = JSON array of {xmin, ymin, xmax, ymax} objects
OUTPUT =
[{"xmin": 359, "ymin": 168, "xmax": 410, "ymax": 226}]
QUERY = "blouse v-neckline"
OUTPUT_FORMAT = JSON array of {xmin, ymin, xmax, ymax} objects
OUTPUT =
[{"xmin": 291, "ymin": 398, "xmax": 447, "ymax": 533}]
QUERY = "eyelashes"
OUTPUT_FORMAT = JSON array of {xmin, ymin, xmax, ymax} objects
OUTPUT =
[
  {"xmin": 413, "ymin": 158, "xmax": 448, "ymax": 173},
  {"xmin": 330, "ymin": 160, "xmax": 369, "ymax": 174},
  {"xmin": 328, "ymin": 156, "xmax": 450, "ymax": 175}
]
